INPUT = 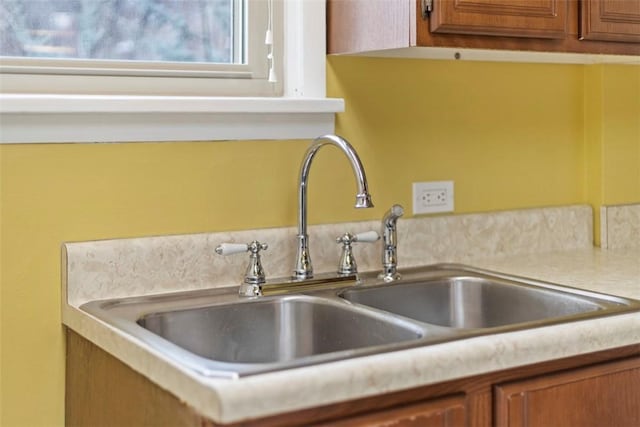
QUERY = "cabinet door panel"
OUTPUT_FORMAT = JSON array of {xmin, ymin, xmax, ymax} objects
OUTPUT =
[
  {"xmin": 580, "ymin": 0, "xmax": 640, "ymax": 42},
  {"xmin": 430, "ymin": 0, "xmax": 568, "ymax": 38},
  {"xmin": 495, "ymin": 357, "xmax": 640, "ymax": 427},
  {"xmin": 321, "ymin": 394, "xmax": 467, "ymax": 427}
]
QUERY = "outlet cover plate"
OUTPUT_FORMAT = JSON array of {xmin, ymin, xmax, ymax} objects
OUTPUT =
[{"xmin": 413, "ymin": 181, "xmax": 454, "ymax": 214}]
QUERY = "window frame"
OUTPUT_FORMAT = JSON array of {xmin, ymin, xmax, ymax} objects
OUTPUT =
[
  {"xmin": 0, "ymin": 0, "xmax": 343, "ymax": 143},
  {"xmin": 1, "ymin": 0, "xmax": 281, "ymax": 97}
]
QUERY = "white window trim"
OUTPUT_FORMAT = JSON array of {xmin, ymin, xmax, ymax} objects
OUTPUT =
[{"xmin": 0, "ymin": 0, "xmax": 344, "ymax": 143}]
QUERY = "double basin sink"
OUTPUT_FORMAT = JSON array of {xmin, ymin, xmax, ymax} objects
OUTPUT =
[{"xmin": 81, "ymin": 264, "xmax": 640, "ymax": 379}]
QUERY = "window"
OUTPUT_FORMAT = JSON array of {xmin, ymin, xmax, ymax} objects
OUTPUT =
[
  {"xmin": 0, "ymin": 0, "xmax": 281, "ymax": 96},
  {"xmin": 2, "ymin": 0, "xmax": 238, "ymax": 63},
  {"xmin": 0, "ymin": 0, "xmax": 343, "ymax": 143}
]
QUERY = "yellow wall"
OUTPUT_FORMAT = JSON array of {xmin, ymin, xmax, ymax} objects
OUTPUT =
[
  {"xmin": 328, "ymin": 57, "xmax": 586, "ymax": 213},
  {"xmin": 1, "ymin": 58, "xmax": 639, "ymax": 426},
  {"xmin": 1, "ymin": 141, "xmax": 310, "ymax": 426},
  {"xmin": 584, "ymin": 64, "xmax": 640, "ymax": 243}
]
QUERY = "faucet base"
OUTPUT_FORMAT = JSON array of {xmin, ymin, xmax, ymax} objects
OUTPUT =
[
  {"xmin": 262, "ymin": 272, "xmax": 358, "ymax": 296},
  {"xmin": 294, "ymin": 234, "xmax": 313, "ymax": 279},
  {"xmin": 379, "ymin": 272, "xmax": 402, "ymax": 282}
]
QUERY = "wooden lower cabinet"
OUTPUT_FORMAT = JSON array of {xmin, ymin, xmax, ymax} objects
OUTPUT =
[
  {"xmin": 495, "ymin": 358, "xmax": 640, "ymax": 427},
  {"xmin": 317, "ymin": 395, "xmax": 468, "ymax": 427},
  {"xmin": 66, "ymin": 330, "xmax": 640, "ymax": 427}
]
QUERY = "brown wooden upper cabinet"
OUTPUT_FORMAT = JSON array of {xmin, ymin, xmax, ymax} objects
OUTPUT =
[
  {"xmin": 327, "ymin": 0, "xmax": 640, "ymax": 56},
  {"xmin": 580, "ymin": 0, "xmax": 640, "ymax": 42},
  {"xmin": 430, "ymin": 0, "xmax": 569, "ymax": 39}
]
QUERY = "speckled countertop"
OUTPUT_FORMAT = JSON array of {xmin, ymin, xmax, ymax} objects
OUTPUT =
[{"xmin": 63, "ymin": 246, "xmax": 640, "ymax": 424}]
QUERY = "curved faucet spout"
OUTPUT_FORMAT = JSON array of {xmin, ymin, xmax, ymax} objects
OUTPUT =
[{"xmin": 294, "ymin": 134, "xmax": 374, "ymax": 280}]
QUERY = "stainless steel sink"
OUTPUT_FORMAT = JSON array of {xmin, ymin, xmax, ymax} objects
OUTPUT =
[
  {"xmin": 340, "ymin": 275, "xmax": 607, "ymax": 329},
  {"xmin": 138, "ymin": 295, "xmax": 425, "ymax": 365},
  {"xmin": 83, "ymin": 291, "xmax": 449, "ymax": 377},
  {"xmin": 81, "ymin": 264, "xmax": 640, "ymax": 378}
]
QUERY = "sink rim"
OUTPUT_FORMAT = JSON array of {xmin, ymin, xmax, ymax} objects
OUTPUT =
[{"xmin": 80, "ymin": 263, "xmax": 640, "ymax": 379}]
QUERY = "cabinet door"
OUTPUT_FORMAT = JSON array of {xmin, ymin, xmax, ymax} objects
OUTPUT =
[
  {"xmin": 580, "ymin": 0, "xmax": 640, "ymax": 42},
  {"xmin": 495, "ymin": 357, "xmax": 640, "ymax": 427},
  {"xmin": 430, "ymin": 0, "xmax": 568, "ymax": 39},
  {"xmin": 320, "ymin": 394, "xmax": 467, "ymax": 427}
]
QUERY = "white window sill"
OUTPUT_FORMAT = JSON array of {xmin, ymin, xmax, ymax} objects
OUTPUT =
[{"xmin": 0, "ymin": 95, "xmax": 345, "ymax": 143}]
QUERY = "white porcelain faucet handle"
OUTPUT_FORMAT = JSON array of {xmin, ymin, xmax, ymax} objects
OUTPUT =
[
  {"xmin": 354, "ymin": 230, "xmax": 380, "ymax": 243},
  {"xmin": 215, "ymin": 243, "xmax": 249, "ymax": 256}
]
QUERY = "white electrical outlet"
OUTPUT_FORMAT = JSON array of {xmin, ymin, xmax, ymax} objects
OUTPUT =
[{"xmin": 413, "ymin": 181, "xmax": 454, "ymax": 214}]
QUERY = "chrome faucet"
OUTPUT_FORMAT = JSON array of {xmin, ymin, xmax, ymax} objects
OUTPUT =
[
  {"xmin": 379, "ymin": 204, "xmax": 404, "ymax": 282},
  {"xmin": 294, "ymin": 134, "xmax": 374, "ymax": 280}
]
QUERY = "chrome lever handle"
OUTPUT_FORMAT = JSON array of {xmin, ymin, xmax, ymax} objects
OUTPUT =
[
  {"xmin": 215, "ymin": 241, "xmax": 268, "ymax": 297},
  {"xmin": 336, "ymin": 231, "xmax": 380, "ymax": 275}
]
